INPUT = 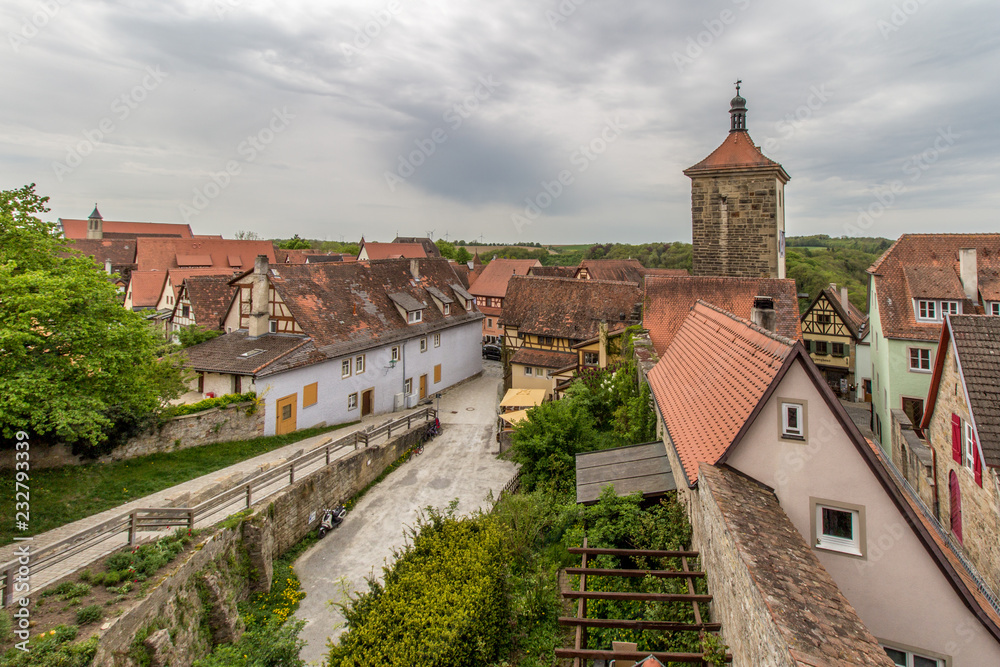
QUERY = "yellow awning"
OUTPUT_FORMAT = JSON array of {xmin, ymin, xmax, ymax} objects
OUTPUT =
[
  {"xmin": 499, "ymin": 388, "xmax": 546, "ymax": 408},
  {"xmin": 500, "ymin": 409, "xmax": 530, "ymax": 425}
]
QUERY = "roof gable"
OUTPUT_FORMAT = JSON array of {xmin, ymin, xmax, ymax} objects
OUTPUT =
[
  {"xmin": 127, "ymin": 271, "xmax": 168, "ymax": 308},
  {"xmin": 177, "ymin": 275, "xmax": 237, "ymax": 330},
  {"xmin": 134, "ymin": 238, "xmax": 277, "ymax": 274},
  {"xmin": 468, "ymin": 259, "xmax": 541, "ymax": 298},
  {"xmin": 360, "ymin": 242, "xmax": 427, "ymax": 260}
]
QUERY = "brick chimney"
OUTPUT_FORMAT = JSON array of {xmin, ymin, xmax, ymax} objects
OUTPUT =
[
  {"xmin": 409, "ymin": 258, "xmax": 421, "ymax": 281},
  {"xmin": 841, "ymin": 287, "xmax": 850, "ymax": 311},
  {"xmin": 248, "ymin": 255, "xmax": 270, "ymax": 338},
  {"xmin": 959, "ymin": 248, "xmax": 978, "ymax": 303},
  {"xmin": 751, "ymin": 296, "xmax": 776, "ymax": 332}
]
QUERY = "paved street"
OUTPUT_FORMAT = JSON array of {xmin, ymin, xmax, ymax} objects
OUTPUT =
[{"xmin": 294, "ymin": 361, "xmax": 517, "ymax": 665}]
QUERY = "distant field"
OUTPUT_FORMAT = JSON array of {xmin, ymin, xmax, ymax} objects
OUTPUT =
[{"xmin": 549, "ymin": 244, "xmax": 592, "ymax": 252}]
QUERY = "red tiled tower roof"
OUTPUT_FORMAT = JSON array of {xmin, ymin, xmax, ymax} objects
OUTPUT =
[{"xmin": 684, "ymin": 129, "xmax": 788, "ymax": 180}]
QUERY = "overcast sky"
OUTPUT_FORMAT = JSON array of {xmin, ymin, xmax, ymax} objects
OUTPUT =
[{"xmin": 1, "ymin": 0, "xmax": 997, "ymax": 244}]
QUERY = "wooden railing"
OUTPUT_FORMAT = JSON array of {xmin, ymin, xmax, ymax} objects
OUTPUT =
[{"xmin": 0, "ymin": 407, "xmax": 436, "ymax": 606}]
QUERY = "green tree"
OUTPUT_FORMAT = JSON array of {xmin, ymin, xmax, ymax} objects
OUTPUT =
[
  {"xmin": 454, "ymin": 247, "xmax": 472, "ymax": 263},
  {"xmin": 278, "ymin": 234, "xmax": 311, "ymax": 249},
  {"xmin": 176, "ymin": 324, "xmax": 221, "ymax": 348},
  {"xmin": 0, "ymin": 184, "xmax": 187, "ymax": 448},
  {"xmin": 234, "ymin": 230, "xmax": 260, "ymax": 240},
  {"xmin": 434, "ymin": 239, "xmax": 456, "ymax": 260}
]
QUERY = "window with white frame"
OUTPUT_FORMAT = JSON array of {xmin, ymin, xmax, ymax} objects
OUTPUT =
[
  {"xmin": 404, "ymin": 377, "xmax": 412, "ymax": 394},
  {"xmin": 444, "ymin": 303, "xmax": 451, "ymax": 315},
  {"xmin": 465, "ymin": 298, "xmax": 472, "ymax": 310},
  {"xmin": 990, "ymin": 302, "xmax": 1000, "ymax": 316},
  {"xmin": 584, "ymin": 352, "xmax": 599, "ymax": 366},
  {"xmin": 882, "ymin": 644, "xmax": 944, "ymax": 666},
  {"xmin": 908, "ymin": 348, "xmax": 931, "ymax": 372},
  {"xmin": 915, "ymin": 300, "xmax": 937, "ymax": 322},
  {"xmin": 356, "ymin": 354, "xmax": 365, "ymax": 374},
  {"xmin": 524, "ymin": 366, "xmax": 533, "ymax": 376},
  {"xmin": 964, "ymin": 421, "xmax": 976, "ymax": 472},
  {"xmin": 434, "ymin": 333, "xmax": 441, "ymax": 347},
  {"xmin": 941, "ymin": 300, "xmax": 960, "ymax": 316},
  {"xmin": 420, "ymin": 337, "xmax": 427, "ymax": 352},
  {"xmin": 269, "ymin": 320, "xmax": 278, "ymax": 334},
  {"xmin": 391, "ymin": 346, "xmax": 400, "ymax": 362},
  {"xmin": 780, "ymin": 402, "xmax": 805, "ymax": 439},
  {"xmin": 341, "ymin": 359, "xmax": 352, "ymax": 378},
  {"xmin": 347, "ymin": 392, "xmax": 358, "ymax": 410},
  {"xmin": 408, "ymin": 310, "xmax": 422, "ymax": 324},
  {"xmin": 813, "ymin": 501, "xmax": 863, "ymax": 556}
]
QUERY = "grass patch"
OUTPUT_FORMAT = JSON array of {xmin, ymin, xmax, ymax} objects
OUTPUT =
[{"xmin": 0, "ymin": 423, "xmax": 356, "ymax": 546}]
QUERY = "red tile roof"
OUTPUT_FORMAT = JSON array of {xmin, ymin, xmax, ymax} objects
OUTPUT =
[
  {"xmin": 165, "ymin": 268, "xmax": 239, "ymax": 304},
  {"xmin": 176, "ymin": 275, "xmax": 237, "ymax": 330},
  {"xmin": 134, "ymin": 238, "xmax": 277, "ymax": 274},
  {"xmin": 392, "ymin": 236, "xmax": 441, "ymax": 257},
  {"xmin": 528, "ymin": 265, "xmax": 576, "ymax": 278},
  {"xmin": 980, "ymin": 267, "xmax": 1000, "ymax": 301},
  {"xmin": 648, "ymin": 302, "xmax": 794, "ymax": 485},
  {"xmin": 127, "ymin": 271, "xmax": 168, "ymax": 308},
  {"xmin": 643, "ymin": 275, "xmax": 802, "ymax": 354},
  {"xmin": 59, "ymin": 218, "xmax": 193, "ymax": 239},
  {"xmin": 66, "ymin": 238, "xmax": 138, "ymax": 272},
  {"xmin": 468, "ymin": 259, "xmax": 541, "ymax": 298},
  {"xmin": 576, "ymin": 259, "xmax": 646, "ymax": 284},
  {"xmin": 360, "ymin": 241, "xmax": 427, "ymax": 260},
  {"xmin": 509, "ymin": 347, "xmax": 576, "ymax": 370},
  {"xmin": 868, "ymin": 234, "xmax": 1000, "ymax": 341},
  {"xmin": 502, "ymin": 276, "xmax": 643, "ymax": 341},
  {"xmin": 684, "ymin": 130, "xmax": 789, "ymax": 181}
]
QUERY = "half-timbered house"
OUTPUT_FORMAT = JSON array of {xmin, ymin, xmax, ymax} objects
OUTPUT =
[{"xmin": 800, "ymin": 284, "xmax": 867, "ymax": 398}]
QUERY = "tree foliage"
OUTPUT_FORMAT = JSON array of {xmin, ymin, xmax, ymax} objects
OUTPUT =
[
  {"xmin": 176, "ymin": 324, "xmax": 221, "ymax": 348},
  {"xmin": 454, "ymin": 247, "xmax": 472, "ymax": 263},
  {"xmin": 585, "ymin": 242, "xmax": 693, "ymax": 270},
  {"xmin": 434, "ymin": 239, "xmax": 456, "ymax": 260},
  {"xmin": 0, "ymin": 184, "xmax": 187, "ymax": 447},
  {"xmin": 277, "ymin": 234, "xmax": 311, "ymax": 249}
]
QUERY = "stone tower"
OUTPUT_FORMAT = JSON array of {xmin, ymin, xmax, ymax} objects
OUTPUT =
[
  {"xmin": 684, "ymin": 84, "xmax": 790, "ymax": 279},
  {"xmin": 86, "ymin": 204, "xmax": 103, "ymax": 240}
]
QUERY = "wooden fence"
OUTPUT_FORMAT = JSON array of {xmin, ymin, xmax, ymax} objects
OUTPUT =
[{"xmin": 0, "ymin": 407, "xmax": 436, "ymax": 606}]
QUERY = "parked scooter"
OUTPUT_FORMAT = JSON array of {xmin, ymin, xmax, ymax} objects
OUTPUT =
[{"xmin": 317, "ymin": 505, "xmax": 347, "ymax": 538}]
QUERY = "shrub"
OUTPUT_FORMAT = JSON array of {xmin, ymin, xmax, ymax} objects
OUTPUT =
[
  {"xmin": 164, "ymin": 392, "xmax": 257, "ymax": 419},
  {"xmin": 103, "ymin": 571, "xmax": 122, "ymax": 587},
  {"xmin": 328, "ymin": 509, "xmax": 511, "ymax": 666},
  {"xmin": 76, "ymin": 604, "xmax": 102, "ymax": 625},
  {"xmin": 0, "ymin": 625, "xmax": 97, "ymax": 667},
  {"xmin": 41, "ymin": 581, "xmax": 90, "ymax": 601},
  {"xmin": 192, "ymin": 620, "xmax": 306, "ymax": 667}
]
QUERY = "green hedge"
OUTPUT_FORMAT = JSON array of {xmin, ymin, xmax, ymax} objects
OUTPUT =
[
  {"xmin": 164, "ymin": 392, "xmax": 258, "ymax": 419},
  {"xmin": 328, "ymin": 511, "xmax": 511, "ymax": 666}
]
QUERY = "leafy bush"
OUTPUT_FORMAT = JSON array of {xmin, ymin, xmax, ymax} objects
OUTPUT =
[
  {"xmin": 176, "ymin": 325, "xmax": 221, "ymax": 348},
  {"xmin": 164, "ymin": 392, "xmax": 257, "ymax": 419},
  {"xmin": 102, "ymin": 529, "xmax": 192, "ymax": 586},
  {"xmin": 193, "ymin": 619, "xmax": 306, "ymax": 667},
  {"xmin": 75, "ymin": 604, "xmax": 102, "ymax": 625},
  {"xmin": 41, "ymin": 581, "xmax": 90, "ymax": 601},
  {"xmin": 0, "ymin": 625, "xmax": 97, "ymax": 667},
  {"xmin": 328, "ymin": 509, "xmax": 511, "ymax": 666}
]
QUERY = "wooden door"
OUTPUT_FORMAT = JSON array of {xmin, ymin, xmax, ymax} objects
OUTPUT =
[
  {"xmin": 434, "ymin": 364, "xmax": 441, "ymax": 384},
  {"xmin": 361, "ymin": 389, "xmax": 374, "ymax": 417},
  {"xmin": 275, "ymin": 394, "xmax": 297, "ymax": 435},
  {"xmin": 419, "ymin": 374, "xmax": 427, "ymax": 400}
]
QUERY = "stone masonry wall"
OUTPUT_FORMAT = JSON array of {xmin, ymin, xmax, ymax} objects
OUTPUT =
[
  {"xmin": 925, "ymin": 343, "xmax": 1000, "ymax": 598},
  {"xmin": 91, "ymin": 424, "xmax": 425, "ymax": 666},
  {"xmin": 691, "ymin": 173, "xmax": 780, "ymax": 278},
  {"xmin": 890, "ymin": 409, "xmax": 937, "ymax": 511}
]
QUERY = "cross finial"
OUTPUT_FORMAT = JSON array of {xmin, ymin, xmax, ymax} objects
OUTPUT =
[{"xmin": 735, "ymin": 79, "xmax": 742, "ymax": 95}]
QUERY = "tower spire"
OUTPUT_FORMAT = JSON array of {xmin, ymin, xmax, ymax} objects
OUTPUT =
[{"xmin": 729, "ymin": 79, "xmax": 747, "ymax": 132}]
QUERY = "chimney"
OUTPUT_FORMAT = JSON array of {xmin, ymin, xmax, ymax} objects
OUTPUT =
[
  {"xmin": 104, "ymin": 258, "xmax": 112, "ymax": 274},
  {"xmin": 751, "ymin": 296, "xmax": 776, "ymax": 332},
  {"xmin": 248, "ymin": 254, "xmax": 270, "ymax": 338},
  {"xmin": 598, "ymin": 321, "xmax": 608, "ymax": 368},
  {"xmin": 840, "ymin": 287, "xmax": 850, "ymax": 311},
  {"xmin": 409, "ymin": 258, "xmax": 420, "ymax": 281},
  {"xmin": 959, "ymin": 248, "xmax": 978, "ymax": 303},
  {"xmin": 87, "ymin": 204, "xmax": 103, "ymax": 240}
]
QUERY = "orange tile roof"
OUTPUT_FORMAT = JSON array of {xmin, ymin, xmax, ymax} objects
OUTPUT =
[
  {"xmin": 59, "ymin": 218, "xmax": 193, "ymax": 239},
  {"xmin": 361, "ymin": 242, "xmax": 427, "ymax": 260},
  {"xmin": 502, "ymin": 276, "xmax": 643, "ymax": 340},
  {"xmin": 684, "ymin": 130, "xmax": 789, "ymax": 181},
  {"xmin": 643, "ymin": 275, "xmax": 802, "ymax": 354},
  {"xmin": 127, "ymin": 271, "xmax": 168, "ymax": 308},
  {"xmin": 868, "ymin": 234, "xmax": 1000, "ymax": 341},
  {"xmin": 176, "ymin": 275, "xmax": 237, "ymax": 330},
  {"xmin": 165, "ymin": 267, "xmax": 238, "ymax": 303},
  {"xmin": 468, "ymin": 259, "xmax": 541, "ymax": 298},
  {"xmin": 134, "ymin": 238, "xmax": 276, "ymax": 274},
  {"xmin": 648, "ymin": 302, "xmax": 794, "ymax": 485}
]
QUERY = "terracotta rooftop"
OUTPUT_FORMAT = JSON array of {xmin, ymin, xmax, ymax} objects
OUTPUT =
[
  {"xmin": 182, "ymin": 331, "xmax": 310, "ymax": 375},
  {"xmin": 868, "ymin": 234, "xmax": 1000, "ymax": 341},
  {"xmin": 509, "ymin": 347, "xmax": 576, "ymax": 370},
  {"xmin": 134, "ymin": 238, "xmax": 277, "ymax": 274},
  {"xmin": 698, "ymin": 464, "xmax": 896, "ymax": 667},
  {"xmin": 360, "ymin": 241, "xmax": 427, "ymax": 260},
  {"xmin": 59, "ymin": 218, "xmax": 193, "ymax": 239},
  {"xmin": 502, "ymin": 276, "xmax": 643, "ymax": 341},
  {"xmin": 980, "ymin": 267, "xmax": 1000, "ymax": 301},
  {"xmin": 576, "ymin": 259, "xmax": 645, "ymax": 284},
  {"xmin": 176, "ymin": 275, "xmax": 237, "ymax": 330},
  {"xmin": 528, "ymin": 265, "xmax": 576, "ymax": 278},
  {"xmin": 66, "ymin": 238, "xmax": 138, "ymax": 273},
  {"xmin": 164, "ymin": 267, "xmax": 238, "ymax": 304},
  {"xmin": 648, "ymin": 302, "xmax": 794, "ymax": 485},
  {"xmin": 126, "ymin": 271, "xmax": 168, "ymax": 309},
  {"xmin": 643, "ymin": 275, "xmax": 801, "ymax": 354},
  {"xmin": 468, "ymin": 259, "xmax": 541, "ymax": 298},
  {"xmin": 922, "ymin": 315, "xmax": 1000, "ymax": 467},
  {"xmin": 683, "ymin": 130, "xmax": 789, "ymax": 181},
  {"xmin": 392, "ymin": 236, "xmax": 441, "ymax": 257}
]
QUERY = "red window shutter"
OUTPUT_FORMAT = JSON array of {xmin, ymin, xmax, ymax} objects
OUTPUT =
[
  {"xmin": 974, "ymin": 430, "xmax": 983, "ymax": 487},
  {"xmin": 952, "ymin": 414, "xmax": 962, "ymax": 463}
]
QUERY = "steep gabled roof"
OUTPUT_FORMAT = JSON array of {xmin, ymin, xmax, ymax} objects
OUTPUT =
[
  {"xmin": 683, "ymin": 130, "xmax": 789, "ymax": 182},
  {"xmin": 468, "ymin": 259, "xmax": 541, "ymax": 298},
  {"xmin": 802, "ymin": 288, "xmax": 868, "ymax": 339},
  {"xmin": 867, "ymin": 234, "xmax": 1000, "ymax": 341},
  {"xmin": 126, "ymin": 271, "xmax": 168, "ymax": 308},
  {"xmin": 648, "ymin": 302, "xmax": 795, "ymax": 485},
  {"xmin": 134, "ymin": 238, "xmax": 277, "ymax": 274},
  {"xmin": 576, "ymin": 259, "xmax": 645, "ymax": 284},
  {"xmin": 502, "ymin": 276, "xmax": 642, "ymax": 340},
  {"xmin": 392, "ymin": 237, "xmax": 441, "ymax": 257},
  {"xmin": 528, "ymin": 265, "xmax": 576, "ymax": 278},
  {"xmin": 921, "ymin": 315, "xmax": 1000, "ymax": 467},
  {"xmin": 59, "ymin": 218, "xmax": 193, "ymax": 239},
  {"xmin": 177, "ymin": 275, "xmax": 237, "ymax": 330},
  {"xmin": 182, "ymin": 330, "xmax": 310, "ymax": 375},
  {"xmin": 163, "ymin": 267, "xmax": 237, "ymax": 304},
  {"xmin": 643, "ymin": 275, "xmax": 801, "ymax": 354},
  {"xmin": 360, "ymin": 241, "xmax": 427, "ymax": 260}
]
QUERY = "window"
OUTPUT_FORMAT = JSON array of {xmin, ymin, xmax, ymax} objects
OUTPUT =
[
  {"xmin": 883, "ymin": 645, "xmax": 944, "ymax": 666},
  {"xmin": 303, "ymin": 382, "xmax": 318, "ymax": 407},
  {"xmin": 524, "ymin": 366, "xmax": 533, "ymax": 376},
  {"xmin": 356, "ymin": 355, "xmax": 365, "ymax": 374},
  {"xmin": 444, "ymin": 303, "xmax": 451, "ymax": 315},
  {"xmin": 465, "ymin": 299, "xmax": 472, "ymax": 310},
  {"xmin": 539, "ymin": 336, "xmax": 554, "ymax": 346},
  {"xmin": 434, "ymin": 364, "xmax": 441, "ymax": 383},
  {"xmin": 347, "ymin": 392, "xmax": 358, "ymax": 410},
  {"xmin": 964, "ymin": 421, "xmax": 976, "ymax": 472},
  {"xmin": 584, "ymin": 352, "xmax": 599, "ymax": 366},
  {"xmin": 991, "ymin": 302, "xmax": 1000, "ymax": 316},
  {"xmin": 341, "ymin": 359, "xmax": 352, "ymax": 378},
  {"xmin": 941, "ymin": 301, "xmax": 960, "ymax": 316},
  {"xmin": 487, "ymin": 318, "xmax": 493, "ymax": 328},
  {"xmin": 814, "ymin": 341, "xmax": 828, "ymax": 355},
  {"xmin": 780, "ymin": 401, "xmax": 805, "ymax": 439},
  {"xmin": 408, "ymin": 310, "xmax": 422, "ymax": 324},
  {"xmin": 916, "ymin": 300, "xmax": 937, "ymax": 322},
  {"xmin": 182, "ymin": 305, "xmax": 190, "ymax": 318},
  {"xmin": 404, "ymin": 377, "xmax": 412, "ymax": 394},
  {"xmin": 832, "ymin": 342, "xmax": 845, "ymax": 357},
  {"xmin": 908, "ymin": 348, "xmax": 931, "ymax": 372},
  {"xmin": 812, "ymin": 499, "xmax": 864, "ymax": 557},
  {"xmin": 420, "ymin": 337, "xmax": 427, "ymax": 352},
  {"xmin": 434, "ymin": 333, "xmax": 441, "ymax": 347},
  {"xmin": 269, "ymin": 320, "xmax": 278, "ymax": 334},
  {"xmin": 391, "ymin": 346, "xmax": 400, "ymax": 362},
  {"xmin": 816, "ymin": 314, "xmax": 831, "ymax": 325}
]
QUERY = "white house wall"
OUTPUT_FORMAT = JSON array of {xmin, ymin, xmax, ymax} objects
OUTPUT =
[{"xmin": 259, "ymin": 320, "xmax": 482, "ymax": 435}]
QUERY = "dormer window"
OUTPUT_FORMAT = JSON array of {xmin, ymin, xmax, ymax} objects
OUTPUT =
[
  {"xmin": 444, "ymin": 303, "xmax": 451, "ymax": 315},
  {"xmin": 916, "ymin": 300, "xmax": 937, "ymax": 322},
  {"xmin": 941, "ymin": 301, "xmax": 960, "ymax": 316},
  {"xmin": 408, "ymin": 310, "xmax": 422, "ymax": 324},
  {"xmin": 465, "ymin": 299, "xmax": 472, "ymax": 311},
  {"xmin": 990, "ymin": 302, "xmax": 1000, "ymax": 316}
]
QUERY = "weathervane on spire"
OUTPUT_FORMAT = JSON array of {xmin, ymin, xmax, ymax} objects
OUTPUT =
[{"xmin": 735, "ymin": 79, "xmax": 742, "ymax": 95}]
